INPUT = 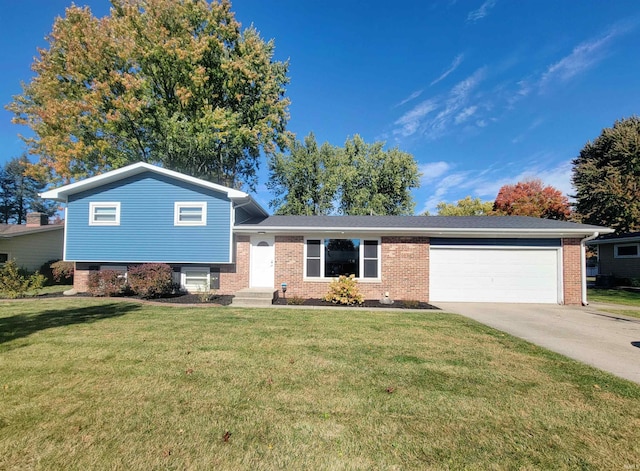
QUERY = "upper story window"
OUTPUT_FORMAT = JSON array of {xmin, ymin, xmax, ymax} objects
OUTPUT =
[
  {"xmin": 305, "ymin": 237, "xmax": 380, "ymax": 280},
  {"xmin": 89, "ymin": 202, "xmax": 120, "ymax": 226},
  {"xmin": 614, "ymin": 243, "xmax": 640, "ymax": 258},
  {"xmin": 174, "ymin": 202, "xmax": 207, "ymax": 226}
]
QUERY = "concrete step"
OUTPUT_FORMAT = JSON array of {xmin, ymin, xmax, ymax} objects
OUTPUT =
[{"xmin": 232, "ymin": 288, "xmax": 277, "ymax": 307}]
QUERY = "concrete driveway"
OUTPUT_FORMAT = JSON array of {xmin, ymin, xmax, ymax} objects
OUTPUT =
[{"xmin": 434, "ymin": 302, "xmax": 640, "ymax": 385}]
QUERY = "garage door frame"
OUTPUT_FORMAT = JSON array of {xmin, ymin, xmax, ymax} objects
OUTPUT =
[{"xmin": 429, "ymin": 242, "xmax": 563, "ymax": 304}]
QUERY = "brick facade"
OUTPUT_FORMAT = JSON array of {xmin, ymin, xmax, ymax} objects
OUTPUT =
[
  {"xmin": 71, "ymin": 235, "xmax": 585, "ymax": 305},
  {"xmin": 274, "ymin": 235, "xmax": 430, "ymax": 302},
  {"xmin": 562, "ymin": 238, "xmax": 582, "ymax": 305},
  {"xmin": 72, "ymin": 236, "xmax": 251, "ymax": 295}
]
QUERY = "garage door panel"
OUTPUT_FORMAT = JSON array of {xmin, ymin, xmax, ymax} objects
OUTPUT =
[{"xmin": 430, "ymin": 248, "xmax": 559, "ymax": 303}]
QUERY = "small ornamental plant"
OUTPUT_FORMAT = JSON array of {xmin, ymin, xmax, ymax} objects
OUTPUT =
[
  {"xmin": 324, "ymin": 274, "xmax": 364, "ymax": 306},
  {"xmin": 0, "ymin": 260, "xmax": 46, "ymax": 299}
]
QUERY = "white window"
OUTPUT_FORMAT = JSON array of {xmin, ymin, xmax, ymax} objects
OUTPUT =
[
  {"xmin": 181, "ymin": 267, "xmax": 210, "ymax": 292},
  {"xmin": 615, "ymin": 243, "xmax": 640, "ymax": 258},
  {"xmin": 175, "ymin": 202, "xmax": 207, "ymax": 226},
  {"xmin": 304, "ymin": 237, "xmax": 380, "ymax": 280},
  {"xmin": 90, "ymin": 202, "xmax": 120, "ymax": 225},
  {"xmin": 0, "ymin": 253, "xmax": 8, "ymax": 265}
]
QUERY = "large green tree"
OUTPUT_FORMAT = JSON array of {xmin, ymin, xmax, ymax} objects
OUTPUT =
[
  {"xmin": 8, "ymin": 0, "xmax": 290, "ymax": 189},
  {"xmin": 572, "ymin": 116, "xmax": 640, "ymax": 233},
  {"xmin": 425, "ymin": 196, "xmax": 493, "ymax": 216},
  {"xmin": 268, "ymin": 134, "xmax": 420, "ymax": 215},
  {"xmin": 0, "ymin": 156, "xmax": 57, "ymax": 224},
  {"xmin": 339, "ymin": 135, "xmax": 420, "ymax": 215},
  {"xmin": 267, "ymin": 133, "xmax": 340, "ymax": 215}
]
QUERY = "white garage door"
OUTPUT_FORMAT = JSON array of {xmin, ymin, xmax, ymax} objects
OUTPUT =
[{"xmin": 430, "ymin": 247, "xmax": 560, "ymax": 303}]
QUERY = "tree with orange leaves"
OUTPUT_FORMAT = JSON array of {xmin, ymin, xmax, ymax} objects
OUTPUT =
[
  {"xmin": 8, "ymin": 0, "xmax": 290, "ymax": 189},
  {"xmin": 492, "ymin": 179, "xmax": 571, "ymax": 220}
]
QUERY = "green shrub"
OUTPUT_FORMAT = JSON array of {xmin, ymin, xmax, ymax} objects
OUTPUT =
[
  {"xmin": 324, "ymin": 275, "xmax": 364, "ymax": 306},
  {"xmin": 88, "ymin": 270, "xmax": 128, "ymax": 297},
  {"xmin": 50, "ymin": 260, "xmax": 74, "ymax": 283},
  {"xmin": 401, "ymin": 300, "xmax": 421, "ymax": 309},
  {"xmin": 0, "ymin": 260, "xmax": 46, "ymax": 299},
  {"xmin": 128, "ymin": 263, "xmax": 174, "ymax": 299},
  {"xmin": 286, "ymin": 295, "xmax": 306, "ymax": 305}
]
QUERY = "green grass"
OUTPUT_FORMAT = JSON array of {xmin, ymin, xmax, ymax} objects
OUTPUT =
[
  {"xmin": 588, "ymin": 288, "xmax": 640, "ymax": 307},
  {"xmin": 31, "ymin": 284, "xmax": 73, "ymax": 296},
  {"xmin": 1, "ymin": 299, "xmax": 639, "ymax": 470}
]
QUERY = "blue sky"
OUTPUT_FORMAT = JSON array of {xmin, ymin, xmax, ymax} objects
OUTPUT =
[{"xmin": 2, "ymin": 1, "xmax": 640, "ymax": 214}]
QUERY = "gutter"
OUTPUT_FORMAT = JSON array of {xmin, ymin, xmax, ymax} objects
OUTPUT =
[{"xmin": 581, "ymin": 231, "xmax": 599, "ymax": 305}]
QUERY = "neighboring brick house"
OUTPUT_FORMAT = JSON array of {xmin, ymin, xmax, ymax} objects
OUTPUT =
[
  {"xmin": 587, "ymin": 232, "xmax": 640, "ymax": 281},
  {"xmin": 41, "ymin": 162, "xmax": 612, "ymax": 305}
]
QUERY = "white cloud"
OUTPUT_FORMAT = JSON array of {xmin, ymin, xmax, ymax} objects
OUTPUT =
[
  {"xmin": 421, "ymin": 172, "xmax": 469, "ymax": 214},
  {"xmin": 392, "ymin": 68, "xmax": 487, "ymax": 140},
  {"xmin": 467, "ymin": 0, "xmax": 496, "ymax": 22},
  {"xmin": 539, "ymin": 24, "xmax": 632, "ymax": 89},
  {"xmin": 420, "ymin": 161, "xmax": 451, "ymax": 183},
  {"xmin": 430, "ymin": 53, "xmax": 464, "ymax": 86},
  {"xmin": 455, "ymin": 106, "xmax": 478, "ymax": 124},
  {"xmin": 395, "ymin": 89, "xmax": 423, "ymax": 108},
  {"xmin": 393, "ymin": 99, "xmax": 438, "ymax": 137},
  {"xmin": 472, "ymin": 160, "xmax": 573, "ymax": 199}
]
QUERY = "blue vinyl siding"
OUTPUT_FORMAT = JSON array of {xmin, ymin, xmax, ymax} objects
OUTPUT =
[{"xmin": 66, "ymin": 172, "xmax": 232, "ymax": 262}]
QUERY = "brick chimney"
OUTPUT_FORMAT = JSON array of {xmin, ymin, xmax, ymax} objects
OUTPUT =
[{"xmin": 26, "ymin": 212, "xmax": 49, "ymax": 226}]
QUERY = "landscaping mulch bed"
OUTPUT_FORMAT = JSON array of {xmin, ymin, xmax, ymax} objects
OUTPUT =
[
  {"xmin": 273, "ymin": 297, "xmax": 438, "ymax": 310},
  {"xmin": 29, "ymin": 290, "xmax": 435, "ymax": 309}
]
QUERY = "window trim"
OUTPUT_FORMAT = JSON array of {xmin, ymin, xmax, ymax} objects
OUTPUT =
[
  {"xmin": 181, "ymin": 267, "xmax": 211, "ymax": 292},
  {"xmin": 0, "ymin": 253, "xmax": 9, "ymax": 265},
  {"xmin": 89, "ymin": 202, "xmax": 120, "ymax": 226},
  {"xmin": 304, "ymin": 236, "xmax": 381, "ymax": 281},
  {"xmin": 614, "ymin": 243, "xmax": 640, "ymax": 258},
  {"xmin": 174, "ymin": 202, "xmax": 207, "ymax": 226}
]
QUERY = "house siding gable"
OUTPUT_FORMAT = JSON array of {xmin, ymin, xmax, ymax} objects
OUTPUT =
[
  {"xmin": 65, "ymin": 172, "xmax": 232, "ymax": 263},
  {"xmin": 598, "ymin": 243, "xmax": 640, "ymax": 279}
]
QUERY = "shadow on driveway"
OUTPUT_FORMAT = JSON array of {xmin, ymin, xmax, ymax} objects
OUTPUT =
[{"xmin": 0, "ymin": 302, "xmax": 141, "ymax": 344}]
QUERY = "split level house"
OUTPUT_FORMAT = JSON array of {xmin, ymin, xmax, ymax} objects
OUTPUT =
[{"xmin": 41, "ymin": 162, "xmax": 613, "ymax": 305}]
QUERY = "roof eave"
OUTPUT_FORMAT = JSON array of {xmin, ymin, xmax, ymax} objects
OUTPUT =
[{"xmin": 233, "ymin": 225, "xmax": 611, "ymax": 237}]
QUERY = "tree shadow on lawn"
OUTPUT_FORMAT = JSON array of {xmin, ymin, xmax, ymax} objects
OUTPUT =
[{"xmin": 0, "ymin": 302, "xmax": 142, "ymax": 344}]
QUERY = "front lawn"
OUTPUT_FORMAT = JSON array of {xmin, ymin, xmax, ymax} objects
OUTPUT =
[
  {"xmin": 1, "ymin": 299, "xmax": 639, "ymax": 470},
  {"xmin": 588, "ymin": 288, "xmax": 640, "ymax": 307},
  {"xmin": 588, "ymin": 288, "xmax": 640, "ymax": 319}
]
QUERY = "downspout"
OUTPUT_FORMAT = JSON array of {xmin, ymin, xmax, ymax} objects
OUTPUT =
[{"xmin": 581, "ymin": 231, "xmax": 599, "ymax": 305}]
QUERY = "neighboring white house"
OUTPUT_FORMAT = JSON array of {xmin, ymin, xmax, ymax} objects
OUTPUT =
[{"xmin": 0, "ymin": 213, "xmax": 64, "ymax": 272}]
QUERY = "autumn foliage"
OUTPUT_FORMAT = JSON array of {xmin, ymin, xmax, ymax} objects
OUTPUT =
[
  {"xmin": 492, "ymin": 179, "xmax": 571, "ymax": 220},
  {"xmin": 9, "ymin": 0, "xmax": 290, "ymax": 188}
]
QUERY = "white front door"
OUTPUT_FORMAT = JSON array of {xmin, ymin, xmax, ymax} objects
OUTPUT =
[{"xmin": 250, "ymin": 236, "xmax": 275, "ymax": 288}]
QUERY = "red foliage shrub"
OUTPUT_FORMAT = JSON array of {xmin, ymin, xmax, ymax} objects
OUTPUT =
[
  {"xmin": 128, "ymin": 263, "xmax": 174, "ymax": 299},
  {"xmin": 88, "ymin": 270, "xmax": 128, "ymax": 297}
]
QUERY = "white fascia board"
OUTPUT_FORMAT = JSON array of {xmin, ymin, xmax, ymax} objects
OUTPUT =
[
  {"xmin": 232, "ymin": 225, "xmax": 613, "ymax": 238},
  {"xmin": 40, "ymin": 162, "xmax": 249, "ymax": 201}
]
